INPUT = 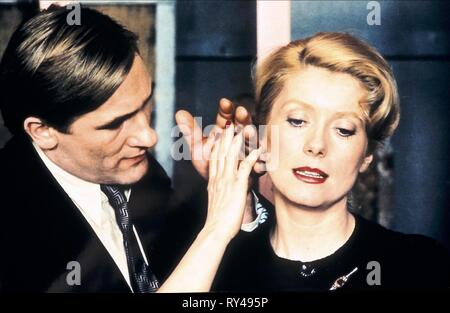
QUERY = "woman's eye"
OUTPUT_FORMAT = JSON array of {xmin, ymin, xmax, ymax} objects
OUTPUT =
[
  {"xmin": 337, "ymin": 128, "xmax": 356, "ymax": 137},
  {"xmin": 287, "ymin": 118, "xmax": 306, "ymax": 127}
]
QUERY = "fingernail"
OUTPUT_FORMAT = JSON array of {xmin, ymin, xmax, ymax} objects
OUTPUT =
[{"xmin": 225, "ymin": 121, "xmax": 231, "ymax": 128}]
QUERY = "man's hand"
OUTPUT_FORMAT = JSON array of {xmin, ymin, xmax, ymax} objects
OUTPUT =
[
  {"xmin": 175, "ymin": 98, "xmax": 256, "ymax": 179},
  {"xmin": 176, "ymin": 98, "xmax": 267, "ymax": 225},
  {"xmin": 39, "ymin": 1, "xmax": 73, "ymax": 10}
]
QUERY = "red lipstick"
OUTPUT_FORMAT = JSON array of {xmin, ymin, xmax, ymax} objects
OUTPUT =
[{"xmin": 292, "ymin": 166, "xmax": 328, "ymax": 184}]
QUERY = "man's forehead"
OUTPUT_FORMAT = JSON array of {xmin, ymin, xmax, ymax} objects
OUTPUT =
[
  {"xmin": 97, "ymin": 83, "xmax": 153, "ymax": 115},
  {"xmin": 99, "ymin": 58, "xmax": 152, "ymax": 110}
]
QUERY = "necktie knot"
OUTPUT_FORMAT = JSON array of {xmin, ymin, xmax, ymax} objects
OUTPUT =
[{"xmin": 101, "ymin": 184, "xmax": 127, "ymax": 208}]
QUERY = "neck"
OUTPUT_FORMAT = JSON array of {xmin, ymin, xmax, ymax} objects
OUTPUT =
[
  {"xmin": 33, "ymin": 142, "xmax": 94, "ymax": 185},
  {"xmin": 270, "ymin": 190, "xmax": 355, "ymax": 262}
]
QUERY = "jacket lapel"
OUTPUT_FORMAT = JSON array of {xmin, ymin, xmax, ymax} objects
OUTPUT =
[{"xmin": 1, "ymin": 135, "xmax": 130, "ymax": 292}]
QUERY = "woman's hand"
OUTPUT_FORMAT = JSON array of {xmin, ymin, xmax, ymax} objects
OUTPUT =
[
  {"xmin": 158, "ymin": 123, "xmax": 261, "ymax": 293},
  {"xmin": 204, "ymin": 123, "xmax": 262, "ymax": 241},
  {"xmin": 175, "ymin": 98, "xmax": 253, "ymax": 180}
]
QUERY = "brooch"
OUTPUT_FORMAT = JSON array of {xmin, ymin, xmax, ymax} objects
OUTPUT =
[{"xmin": 329, "ymin": 267, "xmax": 358, "ymax": 290}]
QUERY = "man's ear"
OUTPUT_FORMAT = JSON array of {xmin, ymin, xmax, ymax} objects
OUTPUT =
[
  {"xmin": 23, "ymin": 117, "xmax": 58, "ymax": 150},
  {"xmin": 359, "ymin": 153, "xmax": 373, "ymax": 173}
]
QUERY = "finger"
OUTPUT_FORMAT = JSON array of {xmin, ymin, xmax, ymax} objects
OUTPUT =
[
  {"xmin": 217, "ymin": 123, "xmax": 235, "ymax": 176},
  {"xmin": 222, "ymin": 122, "xmax": 236, "ymax": 154},
  {"xmin": 40, "ymin": 1, "xmax": 71, "ymax": 10},
  {"xmin": 225, "ymin": 130, "xmax": 244, "ymax": 178},
  {"xmin": 242, "ymin": 124, "xmax": 258, "ymax": 152},
  {"xmin": 235, "ymin": 106, "xmax": 252, "ymax": 127},
  {"xmin": 202, "ymin": 127, "xmax": 219, "ymax": 161},
  {"xmin": 205, "ymin": 125, "xmax": 222, "ymax": 144},
  {"xmin": 215, "ymin": 98, "xmax": 235, "ymax": 128},
  {"xmin": 209, "ymin": 132, "xmax": 222, "ymax": 181},
  {"xmin": 175, "ymin": 110, "xmax": 204, "ymax": 152},
  {"xmin": 238, "ymin": 147, "xmax": 263, "ymax": 183}
]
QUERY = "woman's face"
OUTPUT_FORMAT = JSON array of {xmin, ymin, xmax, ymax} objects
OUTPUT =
[{"xmin": 264, "ymin": 65, "xmax": 373, "ymax": 210}]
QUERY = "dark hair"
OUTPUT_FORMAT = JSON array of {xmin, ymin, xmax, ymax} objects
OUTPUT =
[{"xmin": 0, "ymin": 5, "xmax": 139, "ymax": 135}]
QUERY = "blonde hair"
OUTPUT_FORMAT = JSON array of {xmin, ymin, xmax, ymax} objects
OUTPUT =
[{"xmin": 254, "ymin": 32, "xmax": 400, "ymax": 152}]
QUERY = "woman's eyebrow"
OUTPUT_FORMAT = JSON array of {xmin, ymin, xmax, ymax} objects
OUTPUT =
[
  {"xmin": 281, "ymin": 100, "xmax": 366, "ymax": 123},
  {"xmin": 281, "ymin": 100, "xmax": 315, "ymax": 111},
  {"xmin": 333, "ymin": 111, "xmax": 366, "ymax": 124}
]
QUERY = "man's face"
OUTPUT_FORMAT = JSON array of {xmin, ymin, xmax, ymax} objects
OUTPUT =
[{"xmin": 49, "ymin": 56, "xmax": 157, "ymax": 185}]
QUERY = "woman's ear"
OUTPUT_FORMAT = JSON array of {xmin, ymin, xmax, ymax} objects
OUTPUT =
[
  {"xmin": 253, "ymin": 137, "xmax": 268, "ymax": 174},
  {"xmin": 253, "ymin": 153, "xmax": 267, "ymax": 174},
  {"xmin": 23, "ymin": 117, "xmax": 58, "ymax": 150},
  {"xmin": 359, "ymin": 154, "xmax": 373, "ymax": 173}
]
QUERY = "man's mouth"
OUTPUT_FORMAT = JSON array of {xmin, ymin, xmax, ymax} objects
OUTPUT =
[
  {"xmin": 125, "ymin": 152, "xmax": 147, "ymax": 164},
  {"xmin": 292, "ymin": 166, "xmax": 328, "ymax": 184}
]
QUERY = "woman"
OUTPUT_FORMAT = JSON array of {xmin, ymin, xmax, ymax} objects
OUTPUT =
[{"xmin": 211, "ymin": 32, "xmax": 450, "ymax": 291}]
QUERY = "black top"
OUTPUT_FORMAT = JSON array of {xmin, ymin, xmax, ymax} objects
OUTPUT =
[{"xmin": 213, "ymin": 205, "xmax": 450, "ymax": 291}]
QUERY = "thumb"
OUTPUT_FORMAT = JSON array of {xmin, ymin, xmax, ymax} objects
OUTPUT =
[
  {"xmin": 175, "ymin": 110, "xmax": 203, "ymax": 150},
  {"xmin": 238, "ymin": 147, "xmax": 263, "ymax": 183}
]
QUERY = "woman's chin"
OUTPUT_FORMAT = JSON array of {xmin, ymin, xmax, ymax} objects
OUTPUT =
[
  {"xmin": 292, "ymin": 200, "xmax": 324, "ymax": 211},
  {"xmin": 276, "ymin": 190, "xmax": 325, "ymax": 210}
]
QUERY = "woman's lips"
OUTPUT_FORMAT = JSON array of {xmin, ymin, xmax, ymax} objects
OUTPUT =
[{"xmin": 292, "ymin": 166, "xmax": 328, "ymax": 184}]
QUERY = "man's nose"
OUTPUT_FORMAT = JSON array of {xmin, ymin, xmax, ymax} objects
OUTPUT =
[{"xmin": 127, "ymin": 113, "xmax": 157, "ymax": 149}]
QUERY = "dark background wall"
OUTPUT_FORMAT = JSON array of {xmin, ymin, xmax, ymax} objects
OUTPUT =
[
  {"xmin": 0, "ymin": 3, "xmax": 23, "ymax": 148},
  {"xmin": 173, "ymin": 0, "xmax": 256, "ymax": 203}
]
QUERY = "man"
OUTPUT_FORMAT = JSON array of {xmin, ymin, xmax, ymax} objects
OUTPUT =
[{"xmin": 0, "ymin": 5, "xmax": 257, "ymax": 292}]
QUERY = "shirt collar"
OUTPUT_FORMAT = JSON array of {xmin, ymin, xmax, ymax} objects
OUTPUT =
[{"xmin": 32, "ymin": 141, "xmax": 106, "ymax": 226}]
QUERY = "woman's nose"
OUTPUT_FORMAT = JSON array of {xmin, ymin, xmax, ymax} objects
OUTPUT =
[{"xmin": 303, "ymin": 127, "xmax": 327, "ymax": 158}]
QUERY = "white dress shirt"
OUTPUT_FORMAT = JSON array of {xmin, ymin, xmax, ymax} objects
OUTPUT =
[{"xmin": 32, "ymin": 142, "xmax": 149, "ymax": 291}]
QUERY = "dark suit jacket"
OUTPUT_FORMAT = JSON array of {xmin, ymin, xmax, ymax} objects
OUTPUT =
[{"xmin": 0, "ymin": 134, "xmax": 204, "ymax": 292}]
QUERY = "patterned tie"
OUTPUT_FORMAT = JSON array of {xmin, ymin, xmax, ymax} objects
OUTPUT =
[{"xmin": 101, "ymin": 184, "xmax": 159, "ymax": 293}]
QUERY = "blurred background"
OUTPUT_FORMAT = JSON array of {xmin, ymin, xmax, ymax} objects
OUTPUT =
[{"xmin": 0, "ymin": 0, "xmax": 449, "ymax": 249}]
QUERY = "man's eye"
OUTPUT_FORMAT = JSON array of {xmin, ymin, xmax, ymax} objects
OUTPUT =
[
  {"xmin": 287, "ymin": 118, "xmax": 306, "ymax": 127},
  {"xmin": 103, "ymin": 120, "xmax": 124, "ymax": 130},
  {"xmin": 337, "ymin": 128, "xmax": 356, "ymax": 137}
]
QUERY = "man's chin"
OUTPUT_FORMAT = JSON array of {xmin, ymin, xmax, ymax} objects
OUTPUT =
[{"xmin": 114, "ymin": 157, "xmax": 149, "ymax": 185}]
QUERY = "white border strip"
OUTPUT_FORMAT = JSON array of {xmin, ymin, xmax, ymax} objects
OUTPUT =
[
  {"xmin": 256, "ymin": 0, "xmax": 291, "ymax": 61},
  {"xmin": 38, "ymin": 0, "xmax": 160, "ymax": 6},
  {"xmin": 154, "ymin": 0, "xmax": 175, "ymax": 179}
]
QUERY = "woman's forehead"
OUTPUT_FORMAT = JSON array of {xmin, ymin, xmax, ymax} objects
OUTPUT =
[{"xmin": 270, "ymin": 69, "xmax": 366, "ymax": 118}]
